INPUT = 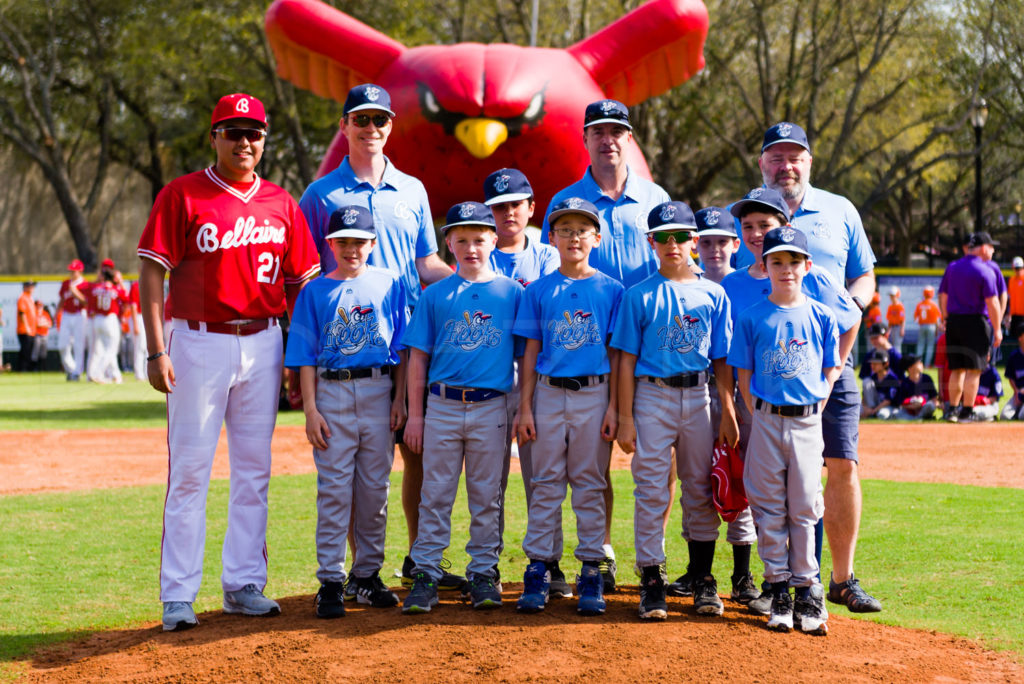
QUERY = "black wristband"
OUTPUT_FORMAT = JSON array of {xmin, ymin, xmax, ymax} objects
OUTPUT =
[
  {"xmin": 147, "ymin": 351, "xmax": 167, "ymax": 362},
  {"xmin": 851, "ymin": 295, "xmax": 866, "ymax": 312}
]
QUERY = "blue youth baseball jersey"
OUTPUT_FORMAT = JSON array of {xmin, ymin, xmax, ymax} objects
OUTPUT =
[
  {"xmin": 610, "ymin": 274, "xmax": 731, "ymax": 377},
  {"xmin": 285, "ymin": 266, "xmax": 408, "ymax": 370},
  {"xmin": 514, "ymin": 270, "xmax": 624, "ymax": 377},
  {"xmin": 299, "ymin": 157, "xmax": 437, "ymax": 308},
  {"xmin": 487, "ymin": 237, "xmax": 560, "ymax": 287},
  {"xmin": 402, "ymin": 274, "xmax": 523, "ymax": 393},
  {"xmin": 728, "ymin": 297, "xmax": 840, "ymax": 405}
]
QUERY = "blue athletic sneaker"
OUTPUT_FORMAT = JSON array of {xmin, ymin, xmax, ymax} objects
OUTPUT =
[
  {"xmin": 516, "ymin": 561, "xmax": 550, "ymax": 613},
  {"xmin": 576, "ymin": 564, "xmax": 606, "ymax": 616},
  {"xmin": 468, "ymin": 573, "xmax": 502, "ymax": 609}
]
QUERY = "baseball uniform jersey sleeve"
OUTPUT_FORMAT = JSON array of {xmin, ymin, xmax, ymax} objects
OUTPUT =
[
  {"xmin": 513, "ymin": 270, "xmax": 624, "ymax": 376},
  {"xmin": 138, "ymin": 168, "xmax": 320, "ymax": 321},
  {"xmin": 285, "ymin": 266, "xmax": 408, "ymax": 370}
]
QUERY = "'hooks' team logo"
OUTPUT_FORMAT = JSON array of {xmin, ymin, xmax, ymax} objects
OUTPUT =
[
  {"xmin": 601, "ymin": 100, "xmax": 616, "ymax": 112},
  {"xmin": 777, "ymin": 123, "xmax": 793, "ymax": 138},
  {"xmin": 657, "ymin": 313, "xmax": 708, "ymax": 355},
  {"xmin": 324, "ymin": 305, "xmax": 385, "ymax": 355},
  {"xmin": 550, "ymin": 310, "xmax": 602, "ymax": 351},
  {"xmin": 779, "ymin": 227, "xmax": 796, "ymax": 242},
  {"xmin": 747, "ymin": 188, "xmax": 765, "ymax": 199},
  {"xmin": 704, "ymin": 210, "xmax": 720, "ymax": 226},
  {"xmin": 494, "ymin": 175, "xmax": 510, "ymax": 192},
  {"xmin": 567, "ymin": 197, "xmax": 584, "ymax": 209},
  {"xmin": 342, "ymin": 208, "xmax": 360, "ymax": 226},
  {"xmin": 459, "ymin": 203, "xmax": 475, "ymax": 219},
  {"xmin": 442, "ymin": 310, "xmax": 502, "ymax": 351},
  {"xmin": 660, "ymin": 204, "xmax": 677, "ymax": 222},
  {"xmin": 762, "ymin": 337, "xmax": 812, "ymax": 379},
  {"xmin": 365, "ymin": 86, "xmax": 381, "ymax": 101}
]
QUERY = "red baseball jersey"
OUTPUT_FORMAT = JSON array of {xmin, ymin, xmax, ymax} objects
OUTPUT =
[
  {"xmin": 59, "ymin": 278, "xmax": 88, "ymax": 314},
  {"xmin": 89, "ymin": 281, "xmax": 128, "ymax": 316},
  {"xmin": 137, "ymin": 168, "xmax": 320, "ymax": 321}
]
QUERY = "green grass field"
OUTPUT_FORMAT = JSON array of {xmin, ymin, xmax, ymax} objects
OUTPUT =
[{"xmin": 0, "ymin": 372, "xmax": 1022, "ymax": 676}]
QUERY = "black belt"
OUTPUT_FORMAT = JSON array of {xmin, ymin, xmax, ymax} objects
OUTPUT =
[
  {"xmin": 320, "ymin": 366, "xmax": 391, "ymax": 381},
  {"xmin": 187, "ymin": 318, "xmax": 275, "ymax": 336},
  {"xmin": 755, "ymin": 398, "xmax": 819, "ymax": 417},
  {"xmin": 643, "ymin": 370, "xmax": 708, "ymax": 389},
  {"xmin": 430, "ymin": 383, "xmax": 503, "ymax": 403},
  {"xmin": 542, "ymin": 374, "xmax": 608, "ymax": 391}
]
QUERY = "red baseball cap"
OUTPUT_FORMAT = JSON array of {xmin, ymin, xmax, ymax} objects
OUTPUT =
[
  {"xmin": 211, "ymin": 93, "xmax": 267, "ymax": 128},
  {"xmin": 101, "ymin": 258, "xmax": 115, "ymax": 268},
  {"xmin": 68, "ymin": 259, "xmax": 84, "ymax": 272}
]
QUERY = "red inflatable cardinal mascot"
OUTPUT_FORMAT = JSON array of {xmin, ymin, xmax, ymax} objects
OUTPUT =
[{"xmin": 265, "ymin": 0, "xmax": 708, "ymax": 218}]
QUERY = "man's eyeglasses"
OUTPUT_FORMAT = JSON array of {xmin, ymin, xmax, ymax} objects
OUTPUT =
[
  {"xmin": 349, "ymin": 113, "xmax": 391, "ymax": 128},
  {"xmin": 552, "ymin": 227, "xmax": 597, "ymax": 239},
  {"xmin": 212, "ymin": 128, "xmax": 266, "ymax": 143},
  {"xmin": 650, "ymin": 230, "xmax": 693, "ymax": 244}
]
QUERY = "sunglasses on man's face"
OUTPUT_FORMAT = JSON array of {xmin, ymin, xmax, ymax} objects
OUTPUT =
[
  {"xmin": 349, "ymin": 113, "xmax": 391, "ymax": 128},
  {"xmin": 212, "ymin": 128, "xmax": 266, "ymax": 143},
  {"xmin": 650, "ymin": 230, "xmax": 693, "ymax": 244}
]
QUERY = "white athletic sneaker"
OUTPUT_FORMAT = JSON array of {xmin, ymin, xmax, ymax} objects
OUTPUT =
[
  {"xmin": 223, "ymin": 584, "xmax": 281, "ymax": 616},
  {"xmin": 162, "ymin": 601, "xmax": 198, "ymax": 631}
]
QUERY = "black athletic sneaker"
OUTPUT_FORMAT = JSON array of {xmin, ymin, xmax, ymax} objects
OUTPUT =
[
  {"xmin": 766, "ymin": 585, "xmax": 793, "ymax": 632},
  {"xmin": 342, "ymin": 574, "xmax": 357, "ymax": 602},
  {"xmin": 667, "ymin": 571, "xmax": 695, "ymax": 597},
  {"xmin": 638, "ymin": 565, "xmax": 668, "ymax": 621},
  {"xmin": 598, "ymin": 556, "xmax": 618, "ymax": 594},
  {"xmin": 315, "ymin": 581, "xmax": 346, "ymax": 619},
  {"xmin": 468, "ymin": 573, "xmax": 502, "ymax": 609},
  {"xmin": 401, "ymin": 554, "xmax": 467, "ymax": 593},
  {"xmin": 794, "ymin": 584, "xmax": 829, "ymax": 635},
  {"xmin": 355, "ymin": 572, "xmax": 399, "ymax": 608},
  {"xmin": 730, "ymin": 572, "xmax": 760, "ymax": 604},
  {"xmin": 748, "ymin": 580, "xmax": 773, "ymax": 616},
  {"xmin": 547, "ymin": 560, "xmax": 573, "ymax": 599},
  {"xmin": 402, "ymin": 572, "xmax": 439, "ymax": 614},
  {"xmin": 693, "ymin": 575, "xmax": 724, "ymax": 616}
]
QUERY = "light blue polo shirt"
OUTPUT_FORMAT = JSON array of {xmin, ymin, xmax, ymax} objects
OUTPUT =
[
  {"xmin": 734, "ymin": 185, "xmax": 876, "ymax": 284},
  {"xmin": 299, "ymin": 156, "xmax": 437, "ymax": 308},
  {"xmin": 542, "ymin": 167, "xmax": 670, "ymax": 289}
]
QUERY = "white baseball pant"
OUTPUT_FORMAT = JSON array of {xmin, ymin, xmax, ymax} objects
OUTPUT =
[
  {"xmin": 58, "ymin": 310, "xmax": 88, "ymax": 376},
  {"xmin": 88, "ymin": 313, "xmax": 121, "ymax": 383}
]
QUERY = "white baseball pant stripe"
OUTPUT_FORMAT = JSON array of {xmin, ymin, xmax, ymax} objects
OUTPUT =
[
  {"xmin": 313, "ymin": 372, "xmax": 394, "ymax": 582},
  {"xmin": 160, "ymin": 319, "xmax": 281, "ymax": 602},
  {"xmin": 58, "ymin": 310, "xmax": 87, "ymax": 375},
  {"xmin": 632, "ymin": 380, "xmax": 716, "ymax": 567},
  {"xmin": 87, "ymin": 313, "xmax": 121, "ymax": 383},
  {"xmin": 743, "ymin": 407, "xmax": 824, "ymax": 588},
  {"xmin": 522, "ymin": 380, "xmax": 609, "ymax": 563},
  {"xmin": 410, "ymin": 392, "xmax": 509, "ymax": 582}
]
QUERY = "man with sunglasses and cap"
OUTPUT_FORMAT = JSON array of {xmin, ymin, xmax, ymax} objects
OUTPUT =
[
  {"xmin": 541, "ymin": 99, "xmax": 672, "ymax": 592},
  {"xmin": 138, "ymin": 93, "xmax": 320, "ymax": 632},
  {"xmin": 735, "ymin": 122, "xmax": 881, "ymax": 615},
  {"xmin": 299, "ymin": 83, "xmax": 464, "ymax": 596}
]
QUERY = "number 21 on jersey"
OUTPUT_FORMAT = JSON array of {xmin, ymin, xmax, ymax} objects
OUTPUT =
[{"xmin": 256, "ymin": 252, "xmax": 280, "ymax": 284}]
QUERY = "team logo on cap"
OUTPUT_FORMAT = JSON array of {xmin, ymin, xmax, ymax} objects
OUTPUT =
[
  {"xmin": 747, "ymin": 188, "xmax": 765, "ymax": 199},
  {"xmin": 365, "ymin": 86, "xmax": 381, "ymax": 101},
  {"xmin": 342, "ymin": 208, "xmax": 360, "ymax": 226},
  {"xmin": 494, "ymin": 174, "xmax": 510, "ymax": 192},
  {"xmin": 459, "ymin": 203, "xmax": 475, "ymax": 219},
  {"xmin": 777, "ymin": 123, "xmax": 792, "ymax": 137},
  {"xmin": 600, "ymin": 100, "xmax": 616, "ymax": 112},
  {"xmin": 779, "ymin": 227, "xmax": 796, "ymax": 242},
  {"xmin": 567, "ymin": 197, "xmax": 584, "ymax": 209},
  {"xmin": 236, "ymin": 98, "xmax": 250, "ymax": 114},
  {"xmin": 660, "ymin": 204, "xmax": 677, "ymax": 222},
  {"xmin": 705, "ymin": 210, "xmax": 720, "ymax": 226}
]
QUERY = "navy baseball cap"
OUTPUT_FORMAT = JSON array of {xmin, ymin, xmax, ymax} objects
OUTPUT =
[
  {"xmin": 548, "ymin": 197, "xmax": 600, "ymax": 226},
  {"xmin": 343, "ymin": 84, "xmax": 395, "ymax": 117},
  {"xmin": 325, "ymin": 205, "xmax": 376, "ymax": 240},
  {"xmin": 647, "ymin": 201, "xmax": 697, "ymax": 234},
  {"xmin": 866, "ymin": 348, "xmax": 890, "ymax": 365},
  {"xmin": 761, "ymin": 121, "xmax": 811, "ymax": 153},
  {"xmin": 483, "ymin": 168, "xmax": 533, "ymax": 206},
  {"xmin": 869, "ymin": 322, "xmax": 888, "ymax": 336},
  {"xmin": 695, "ymin": 207, "xmax": 736, "ymax": 237},
  {"xmin": 968, "ymin": 231, "xmax": 998, "ymax": 247},
  {"xmin": 442, "ymin": 201, "xmax": 496, "ymax": 232},
  {"xmin": 729, "ymin": 187, "xmax": 792, "ymax": 222},
  {"xmin": 583, "ymin": 99, "xmax": 632, "ymax": 130},
  {"xmin": 761, "ymin": 226, "xmax": 811, "ymax": 259}
]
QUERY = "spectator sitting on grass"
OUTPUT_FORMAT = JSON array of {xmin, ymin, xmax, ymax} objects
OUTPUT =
[
  {"xmin": 895, "ymin": 355, "xmax": 937, "ymax": 420},
  {"xmin": 861, "ymin": 349, "xmax": 899, "ymax": 419},
  {"xmin": 972, "ymin": 358, "xmax": 1003, "ymax": 422},
  {"xmin": 860, "ymin": 322, "xmax": 902, "ymax": 380}
]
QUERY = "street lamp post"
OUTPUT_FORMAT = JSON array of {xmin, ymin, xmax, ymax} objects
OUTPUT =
[{"xmin": 970, "ymin": 98, "xmax": 989, "ymax": 234}]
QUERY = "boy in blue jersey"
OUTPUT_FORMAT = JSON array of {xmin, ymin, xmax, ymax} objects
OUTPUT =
[
  {"xmin": 611, "ymin": 201, "xmax": 739, "ymax": 621},
  {"xmin": 720, "ymin": 187, "xmax": 861, "ymax": 615},
  {"xmin": 727, "ymin": 226, "xmax": 842, "ymax": 636},
  {"xmin": 401, "ymin": 202, "xmax": 524, "ymax": 614},
  {"xmin": 513, "ymin": 197, "xmax": 624, "ymax": 616},
  {"xmin": 285, "ymin": 206, "xmax": 409, "ymax": 618}
]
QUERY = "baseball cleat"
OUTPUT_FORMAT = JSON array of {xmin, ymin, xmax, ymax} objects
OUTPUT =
[
  {"xmin": 638, "ymin": 565, "xmax": 668, "ymax": 621},
  {"xmin": 355, "ymin": 572, "xmax": 399, "ymax": 608},
  {"xmin": 693, "ymin": 575, "xmax": 724, "ymax": 616},
  {"xmin": 767, "ymin": 585, "xmax": 793, "ymax": 632},
  {"xmin": 223, "ymin": 584, "xmax": 281, "ymax": 617},
  {"xmin": 667, "ymin": 571, "xmax": 695, "ymax": 598},
  {"xmin": 315, "ymin": 582, "xmax": 346, "ymax": 619},
  {"xmin": 516, "ymin": 561, "xmax": 550, "ymax": 613},
  {"xmin": 794, "ymin": 584, "xmax": 829, "ymax": 636},
  {"xmin": 468, "ymin": 573, "xmax": 502, "ymax": 609},
  {"xmin": 547, "ymin": 560, "xmax": 573, "ymax": 599},
  {"xmin": 402, "ymin": 572, "xmax": 439, "ymax": 614},
  {"xmin": 730, "ymin": 572, "xmax": 760, "ymax": 604},
  {"xmin": 827, "ymin": 573, "xmax": 882, "ymax": 613},
  {"xmin": 162, "ymin": 601, "xmax": 198, "ymax": 631},
  {"xmin": 576, "ymin": 564, "xmax": 606, "ymax": 616}
]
